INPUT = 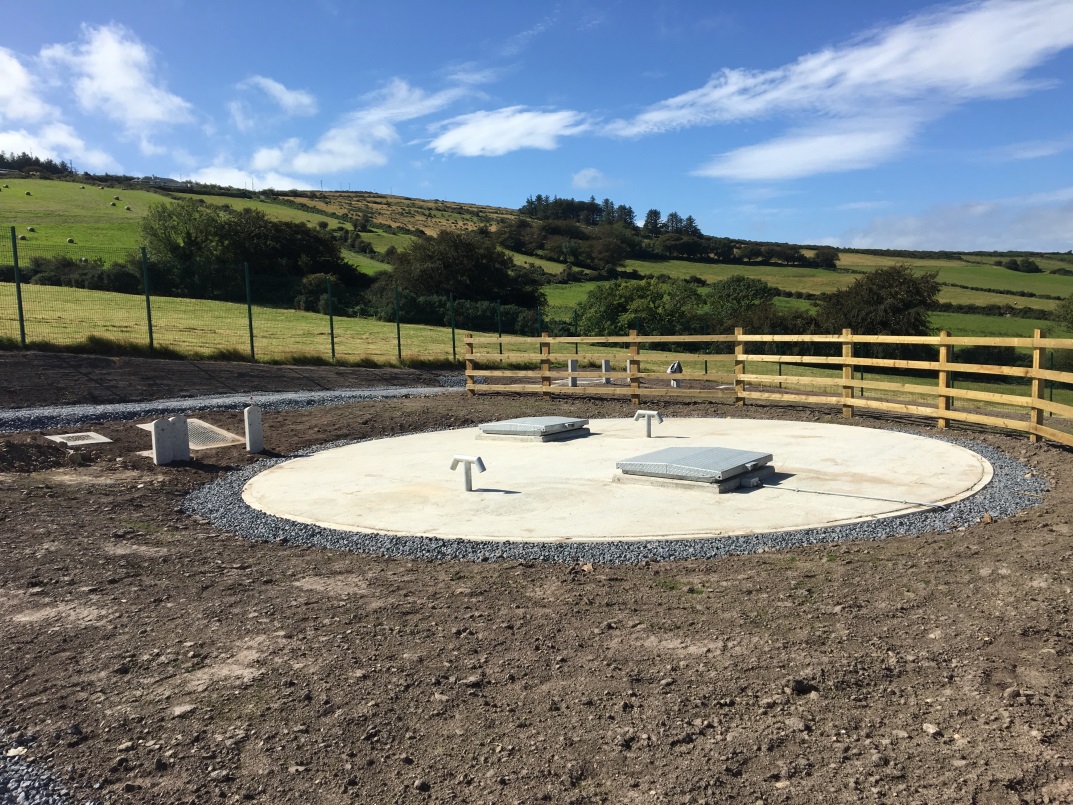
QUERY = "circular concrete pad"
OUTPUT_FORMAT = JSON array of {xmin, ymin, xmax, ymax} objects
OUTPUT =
[{"xmin": 242, "ymin": 419, "xmax": 992, "ymax": 543}]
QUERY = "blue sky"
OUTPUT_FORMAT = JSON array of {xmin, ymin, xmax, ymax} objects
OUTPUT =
[{"xmin": 4, "ymin": 0, "xmax": 1073, "ymax": 251}]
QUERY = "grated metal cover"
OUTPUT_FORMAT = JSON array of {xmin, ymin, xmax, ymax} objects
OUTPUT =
[
  {"xmin": 616, "ymin": 446, "xmax": 772, "ymax": 483},
  {"xmin": 136, "ymin": 418, "xmax": 244, "ymax": 450},
  {"xmin": 44, "ymin": 431, "xmax": 113, "ymax": 446},
  {"xmin": 479, "ymin": 416, "xmax": 589, "ymax": 436}
]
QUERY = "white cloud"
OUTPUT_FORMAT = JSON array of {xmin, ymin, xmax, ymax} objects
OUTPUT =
[
  {"xmin": 0, "ymin": 123, "xmax": 118, "ymax": 172},
  {"xmin": 239, "ymin": 75, "xmax": 317, "ymax": 117},
  {"xmin": 843, "ymin": 188, "xmax": 1073, "ymax": 251},
  {"xmin": 188, "ymin": 164, "xmax": 312, "ymax": 191},
  {"xmin": 0, "ymin": 48, "xmax": 54, "ymax": 124},
  {"xmin": 693, "ymin": 119, "xmax": 915, "ymax": 181},
  {"xmin": 607, "ymin": 0, "xmax": 1073, "ymax": 181},
  {"xmin": 572, "ymin": 167, "xmax": 607, "ymax": 189},
  {"xmin": 250, "ymin": 78, "xmax": 471, "ymax": 175},
  {"xmin": 228, "ymin": 100, "xmax": 255, "ymax": 132},
  {"xmin": 41, "ymin": 23, "xmax": 192, "ymax": 150},
  {"xmin": 428, "ymin": 106, "xmax": 590, "ymax": 157}
]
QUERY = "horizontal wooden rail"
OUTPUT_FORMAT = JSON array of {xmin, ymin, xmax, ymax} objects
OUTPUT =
[{"xmin": 463, "ymin": 329, "xmax": 1073, "ymax": 448}]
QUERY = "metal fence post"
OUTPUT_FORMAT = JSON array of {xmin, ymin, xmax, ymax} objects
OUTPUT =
[
  {"xmin": 450, "ymin": 292, "xmax": 456, "ymax": 362},
  {"xmin": 9, "ymin": 227, "xmax": 26, "ymax": 348},
  {"xmin": 327, "ymin": 276, "xmax": 336, "ymax": 363},
  {"xmin": 140, "ymin": 247, "xmax": 154, "ymax": 355},
  {"xmin": 394, "ymin": 286, "xmax": 402, "ymax": 362},
  {"xmin": 497, "ymin": 299, "xmax": 502, "ymax": 355},
  {"xmin": 244, "ymin": 262, "xmax": 255, "ymax": 362},
  {"xmin": 573, "ymin": 309, "xmax": 579, "ymax": 355}
]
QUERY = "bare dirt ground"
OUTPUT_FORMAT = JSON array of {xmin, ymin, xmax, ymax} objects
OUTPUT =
[{"xmin": 2, "ymin": 351, "xmax": 1073, "ymax": 804}]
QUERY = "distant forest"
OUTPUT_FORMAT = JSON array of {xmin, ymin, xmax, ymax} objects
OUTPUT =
[{"xmin": 0, "ymin": 152, "xmax": 75, "ymax": 176}]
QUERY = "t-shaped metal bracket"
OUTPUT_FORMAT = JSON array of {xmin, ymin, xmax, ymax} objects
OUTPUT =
[
  {"xmin": 451, "ymin": 454, "xmax": 486, "ymax": 491},
  {"xmin": 633, "ymin": 410, "xmax": 663, "ymax": 437}
]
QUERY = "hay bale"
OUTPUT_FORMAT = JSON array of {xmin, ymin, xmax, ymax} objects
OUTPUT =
[
  {"xmin": 109, "ymin": 201, "xmax": 117, "ymax": 206},
  {"xmin": 26, "ymin": 227, "xmax": 34, "ymax": 232},
  {"xmin": 25, "ymin": 191, "xmax": 31, "ymax": 195},
  {"xmin": 17, "ymin": 235, "xmax": 26, "ymax": 240},
  {"xmin": 113, "ymin": 195, "xmax": 120, "ymax": 200},
  {"xmin": 124, "ymin": 205, "xmax": 132, "ymax": 211},
  {"xmin": 66, "ymin": 237, "xmax": 75, "ymax": 244}
]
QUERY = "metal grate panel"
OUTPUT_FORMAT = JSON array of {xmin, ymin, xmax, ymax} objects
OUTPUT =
[
  {"xmin": 617, "ymin": 446, "xmax": 773, "ymax": 483},
  {"xmin": 479, "ymin": 416, "xmax": 589, "ymax": 436},
  {"xmin": 44, "ymin": 431, "xmax": 113, "ymax": 446},
  {"xmin": 136, "ymin": 418, "xmax": 244, "ymax": 450}
]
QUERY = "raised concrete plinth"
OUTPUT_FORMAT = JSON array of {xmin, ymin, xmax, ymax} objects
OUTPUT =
[{"xmin": 242, "ymin": 419, "xmax": 993, "ymax": 543}]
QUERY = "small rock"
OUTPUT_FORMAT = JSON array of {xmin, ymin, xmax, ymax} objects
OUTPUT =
[
  {"xmin": 171, "ymin": 704, "xmax": 197, "ymax": 718},
  {"xmin": 208, "ymin": 769, "xmax": 233, "ymax": 781},
  {"xmin": 117, "ymin": 741, "xmax": 135, "ymax": 752},
  {"xmin": 923, "ymin": 723, "xmax": 943, "ymax": 738},
  {"xmin": 414, "ymin": 778, "xmax": 431, "ymax": 792},
  {"xmin": 1003, "ymin": 687, "xmax": 1021, "ymax": 700}
]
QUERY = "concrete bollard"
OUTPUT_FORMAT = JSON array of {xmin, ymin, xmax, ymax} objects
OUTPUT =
[
  {"xmin": 568, "ymin": 358, "xmax": 578, "ymax": 388},
  {"xmin": 602, "ymin": 359, "xmax": 612, "ymax": 385},
  {"xmin": 244, "ymin": 405, "xmax": 264, "ymax": 453}
]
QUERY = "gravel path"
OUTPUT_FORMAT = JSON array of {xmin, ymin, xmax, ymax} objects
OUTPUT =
[{"xmin": 0, "ymin": 385, "xmax": 452, "ymax": 434}]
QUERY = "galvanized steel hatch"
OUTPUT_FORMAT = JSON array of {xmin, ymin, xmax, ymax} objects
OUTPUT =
[
  {"xmin": 616, "ymin": 446, "xmax": 772, "ymax": 483},
  {"xmin": 478, "ymin": 416, "xmax": 589, "ymax": 437}
]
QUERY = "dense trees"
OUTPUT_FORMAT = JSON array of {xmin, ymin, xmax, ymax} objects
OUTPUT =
[
  {"xmin": 0, "ymin": 151, "xmax": 73, "ymax": 176},
  {"xmin": 140, "ymin": 199, "xmax": 359, "ymax": 299},
  {"xmin": 817, "ymin": 264, "xmax": 940, "ymax": 336},
  {"xmin": 378, "ymin": 230, "xmax": 544, "ymax": 307}
]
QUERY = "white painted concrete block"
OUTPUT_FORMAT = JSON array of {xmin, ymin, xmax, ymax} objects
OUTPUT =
[
  {"xmin": 602, "ymin": 359, "xmax": 611, "ymax": 385},
  {"xmin": 170, "ymin": 416, "xmax": 191, "ymax": 462},
  {"xmin": 567, "ymin": 359, "xmax": 578, "ymax": 388}
]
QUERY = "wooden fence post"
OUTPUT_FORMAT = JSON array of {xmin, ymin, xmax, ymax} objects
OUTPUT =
[
  {"xmin": 841, "ymin": 328, "xmax": 854, "ymax": 419},
  {"xmin": 628, "ymin": 329, "xmax": 640, "ymax": 406},
  {"xmin": 1030, "ymin": 328, "xmax": 1044, "ymax": 443},
  {"xmin": 734, "ymin": 327, "xmax": 745, "ymax": 406},
  {"xmin": 937, "ymin": 330, "xmax": 951, "ymax": 429},
  {"xmin": 540, "ymin": 331, "xmax": 551, "ymax": 399},
  {"xmin": 465, "ymin": 333, "xmax": 475, "ymax": 397}
]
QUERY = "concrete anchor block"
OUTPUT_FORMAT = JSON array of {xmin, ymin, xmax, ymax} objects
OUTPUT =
[
  {"xmin": 601, "ymin": 359, "xmax": 611, "ymax": 385},
  {"xmin": 567, "ymin": 358, "xmax": 578, "ymax": 388},
  {"xmin": 244, "ymin": 405, "xmax": 264, "ymax": 453},
  {"xmin": 150, "ymin": 415, "xmax": 190, "ymax": 465}
]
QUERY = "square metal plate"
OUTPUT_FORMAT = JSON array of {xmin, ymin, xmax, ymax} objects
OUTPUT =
[
  {"xmin": 616, "ymin": 446, "xmax": 773, "ymax": 483},
  {"xmin": 136, "ymin": 418, "xmax": 244, "ymax": 450}
]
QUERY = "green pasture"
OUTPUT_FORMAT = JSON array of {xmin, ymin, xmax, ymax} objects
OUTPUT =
[
  {"xmin": 0, "ymin": 179, "xmax": 164, "ymax": 251},
  {"xmin": 838, "ymin": 252, "xmax": 1073, "ymax": 297},
  {"xmin": 0, "ymin": 282, "xmax": 464, "ymax": 364}
]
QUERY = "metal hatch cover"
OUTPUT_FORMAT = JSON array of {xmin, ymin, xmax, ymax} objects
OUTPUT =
[
  {"xmin": 478, "ymin": 416, "xmax": 589, "ymax": 436},
  {"xmin": 616, "ymin": 446, "xmax": 773, "ymax": 483}
]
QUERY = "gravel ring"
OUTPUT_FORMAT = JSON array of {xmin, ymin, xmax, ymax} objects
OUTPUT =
[
  {"xmin": 0, "ymin": 755, "xmax": 96, "ymax": 805},
  {"xmin": 0, "ymin": 384, "xmax": 453, "ymax": 435},
  {"xmin": 183, "ymin": 427, "xmax": 1048, "ymax": 564}
]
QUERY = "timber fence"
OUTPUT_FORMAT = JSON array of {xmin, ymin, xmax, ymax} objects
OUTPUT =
[{"xmin": 464, "ymin": 329, "xmax": 1073, "ymax": 448}]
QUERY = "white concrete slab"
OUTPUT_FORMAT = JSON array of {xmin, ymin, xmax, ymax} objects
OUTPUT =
[{"xmin": 241, "ymin": 418, "xmax": 993, "ymax": 543}]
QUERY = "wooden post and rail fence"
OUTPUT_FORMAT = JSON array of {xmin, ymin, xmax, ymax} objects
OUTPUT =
[{"xmin": 463, "ymin": 329, "xmax": 1073, "ymax": 448}]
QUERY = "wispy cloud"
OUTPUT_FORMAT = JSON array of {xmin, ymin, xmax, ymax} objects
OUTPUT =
[
  {"xmin": 428, "ymin": 106, "xmax": 590, "ymax": 157},
  {"xmin": 991, "ymin": 135, "xmax": 1073, "ymax": 161},
  {"xmin": 255, "ymin": 78, "xmax": 472, "ymax": 174},
  {"xmin": 608, "ymin": 0, "xmax": 1073, "ymax": 181},
  {"xmin": 41, "ymin": 23, "xmax": 193, "ymax": 153},
  {"xmin": 500, "ymin": 11, "xmax": 559, "ymax": 58},
  {"xmin": 572, "ymin": 167, "xmax": 607, "ymax": 189},
  {"xmin": 693, "ymin": 118, "xmax": 917, "ymax": 181},
  {"xmin": 239, "ymin": 75, "xmax": 317, "ymax": 117}
]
